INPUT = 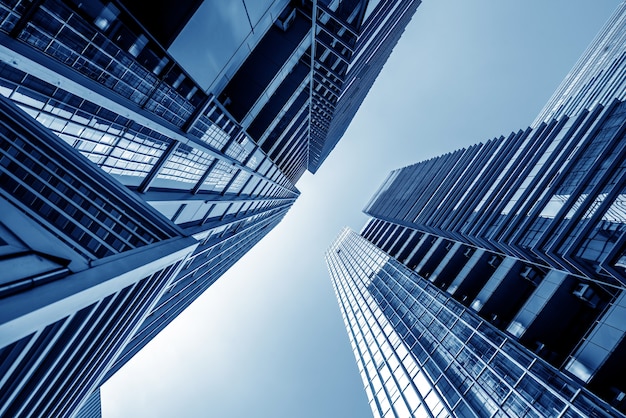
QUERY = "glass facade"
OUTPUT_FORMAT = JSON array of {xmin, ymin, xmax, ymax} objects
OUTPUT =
[
  {"xmin": 215, "ymin": 0, "xmax": 422, "ymax": 176},
  {"xmin": 0, "ymin": 0, "xmax": 422, "ymax": 417},
  {"xmin": 532, "ymin": 2, "xmax": 626, "ymax": 127},
  {"xmin": 328, "ymin": 229, "xmax": 622, "ymax": 418},
  {"xmin": 364, "ymin": 98, "xmax": 626, "ymax": 289},
  {"xmin": 0, "ymin": 95, "xmax": 198, "ymax": 418},
  {"xmin": 327, "ymin": 2, "xmax": 626, "ymax": 417},
  {"xmin": 309, "ymin": 0, "xmax": 421, "ymax": 172}
]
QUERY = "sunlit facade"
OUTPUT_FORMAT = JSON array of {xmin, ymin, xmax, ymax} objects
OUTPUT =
[
  {"xmin": 0, "ymin": 0, "xmax": 421, "ymax": 417},
  {"xmin": 327, "ymin": 2, "xmax": 626, "ymax": 417},
  {"xmin": 0, "ymin": 95, "xmax": 199, "ymax": 417},
  {"xmin": 328, "ymin": 229, "xmax": 623, "ymax": 417}
]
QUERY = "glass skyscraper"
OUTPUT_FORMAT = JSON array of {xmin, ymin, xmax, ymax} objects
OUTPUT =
[
  {"xmin": 0, "ymin": 0, "xmax": 421, "ymax": 417},
  {"xmin": 327, "ymin": 2, "xmax": 626, "ymax": 417}
]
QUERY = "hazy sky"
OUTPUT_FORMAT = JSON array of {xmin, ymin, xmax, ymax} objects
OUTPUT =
[{"xmin": 102, "ymin": 1, "xmax": 621, "ymax": 417}]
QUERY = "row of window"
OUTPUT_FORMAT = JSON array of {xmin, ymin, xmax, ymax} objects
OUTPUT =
[
  {"xmin": 0, "ymin": 117, "xmax": 175, "ymax": 259},
  {"xmin": 327, "ymin": 230, "xmax": 620, "ymax": 418}
]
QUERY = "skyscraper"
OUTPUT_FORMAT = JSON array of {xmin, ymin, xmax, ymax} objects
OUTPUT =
[
  {"xmin": 327, "ymin": 2, "xmax": 626, "ymax": 417},
  {"xmin": 0, "ymin": 0, "xmax": 421, "ymax": 416}
]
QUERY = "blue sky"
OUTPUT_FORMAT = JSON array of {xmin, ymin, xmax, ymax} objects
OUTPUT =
[{"xmin": 102, "ymin": 1, "xmax": 621, "ymax": 417}]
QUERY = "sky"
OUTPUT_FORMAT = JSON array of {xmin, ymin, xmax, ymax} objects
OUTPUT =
[{"xmin": 102, "ymin": 1, "xmax": 621, "ymax": 417}]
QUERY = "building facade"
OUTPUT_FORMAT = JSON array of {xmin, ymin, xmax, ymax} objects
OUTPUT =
[
  {"xmin": 328, "ymin": 229, "xmax": 624, "ymax": 417},
  {"xmin": 0, "ymin": 0, "xmax": 421, "ymax": 416},
  {"xmin": 327, "ymin": 2, "xmax": 626, "ymax": 417}
]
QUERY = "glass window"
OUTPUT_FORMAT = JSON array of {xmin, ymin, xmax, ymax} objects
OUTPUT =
[
  {"xmin": 490, "ymin": 352, "xmax": 522, "ymax": 386},
  {"xmin": 517, "ymin": 375, "xmax": 565, "ymax": 416}
]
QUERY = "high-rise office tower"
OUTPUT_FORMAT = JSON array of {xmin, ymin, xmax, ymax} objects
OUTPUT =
[
  {"xmin": 327, "ymin": 2, "xmax": 626, "ymax": 417},
  {"xmin": 0, "ymin": 0, "xmax": 421, "ymax": 416}
]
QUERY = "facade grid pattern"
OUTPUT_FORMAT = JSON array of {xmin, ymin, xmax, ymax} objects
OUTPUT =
[
  {"xmin": 327, "ymin": 3, "xmax": 626, "ymax": 417},
  {"xmin": 328, "ymin": 229, "xmax": 623, "ymax": 418},
  {"xmin": 0, "ymin": 0, "xmax": 425, "ymax": 416}
]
